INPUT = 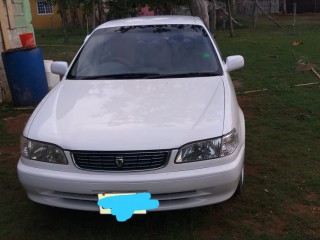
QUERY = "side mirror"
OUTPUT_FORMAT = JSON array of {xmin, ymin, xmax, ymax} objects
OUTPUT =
[
  {"xmin": 51, "ymin": 61, "xmax": 68, "ymax": 76},
  {"xmin": 226, "ymin": 55, "xmax": 244, "ymax": 72}
]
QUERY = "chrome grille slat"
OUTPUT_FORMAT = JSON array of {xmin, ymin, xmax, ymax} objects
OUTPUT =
[{"xmin": 72, "ymin": 150, "xmax": 170, "ymax": 171}]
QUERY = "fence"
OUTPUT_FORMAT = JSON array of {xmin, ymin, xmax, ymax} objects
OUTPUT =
[{"xmin": 237, "ymin": 0, "xmax": 280, "ymax": 14}]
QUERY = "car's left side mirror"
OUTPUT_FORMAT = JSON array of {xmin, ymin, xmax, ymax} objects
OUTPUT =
[
  {"xmin": 226, "ymin": 55, "xmax": 244, "ymax": 72},
  {"xmin": 51, "ymin": 61, "xmax": 68, "ymax": 76}
]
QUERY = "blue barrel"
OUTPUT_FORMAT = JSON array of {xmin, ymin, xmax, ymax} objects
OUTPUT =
[{"xmin": 2, "ymin": 47, "xmax": 48, "ymax": 105}]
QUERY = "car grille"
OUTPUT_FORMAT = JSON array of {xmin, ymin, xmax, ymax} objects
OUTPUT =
[{"xmin": 71, "ymin": 150, "xmax": 170, "ymax": 171}]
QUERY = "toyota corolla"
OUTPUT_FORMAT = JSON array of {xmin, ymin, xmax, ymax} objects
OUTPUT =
[{"xmin": 18, "ymin": 16, "xmax": 245, "ymax": 212}]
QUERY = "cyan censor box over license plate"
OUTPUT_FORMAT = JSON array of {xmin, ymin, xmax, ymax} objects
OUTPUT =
[{"xmin": 98, "ymin": 193, "xmax": 147, "ymax": 214}]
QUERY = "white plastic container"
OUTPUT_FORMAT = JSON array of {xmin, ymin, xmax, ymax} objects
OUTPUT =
[{"xmin": 44, "ymin": 60, "xmax": 60, "ymax": 90}]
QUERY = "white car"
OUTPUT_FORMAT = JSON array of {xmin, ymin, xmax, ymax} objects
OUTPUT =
[{"xmin": 18, "ymin": 16, "xmax": 245, "ymax": 212}]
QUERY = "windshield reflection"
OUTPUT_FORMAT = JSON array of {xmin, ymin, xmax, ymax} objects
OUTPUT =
[{"xmin": 68, "ymin": 25, "xmax": 222, "ymax": 79}]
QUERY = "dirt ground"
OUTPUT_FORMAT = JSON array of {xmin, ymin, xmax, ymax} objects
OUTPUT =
[{"xmin": 1, "ymin": 113, "xmax": 31, "ymax": 159}]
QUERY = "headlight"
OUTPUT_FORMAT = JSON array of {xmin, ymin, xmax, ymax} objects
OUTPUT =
[
  {"xmin": 175, "ymin": 129, "xmax": 238, "ymax": 163},
  {"xmin": 20, "ymin": 136, "xmax": 68, "ymax": 164},
  {"xmin": 220, "ymin": 128, "xmax": 238, "ymax": 157}
]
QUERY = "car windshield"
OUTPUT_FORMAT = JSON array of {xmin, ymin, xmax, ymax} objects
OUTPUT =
[{"xmin": 68, "ymin": 24, "xmax": 223, "ymax": 80}]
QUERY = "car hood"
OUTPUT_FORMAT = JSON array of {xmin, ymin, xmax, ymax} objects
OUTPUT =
[{"xmin": 27, "ymin": 77, "xmax": 225, "ymax": 150}]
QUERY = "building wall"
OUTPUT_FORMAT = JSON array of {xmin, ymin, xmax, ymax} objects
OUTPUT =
[
  {"xmin": 30, "ymin": 0, "xmax": 84, "ymax": 29},
  {"xmin": 29, "ymin": 0, "xmax": 62, "ymax": 29}
]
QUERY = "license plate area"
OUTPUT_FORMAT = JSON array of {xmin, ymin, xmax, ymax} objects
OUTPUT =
[{"xmin": 98, "ymin": 193, "xmax": 147, "ymax": 214}]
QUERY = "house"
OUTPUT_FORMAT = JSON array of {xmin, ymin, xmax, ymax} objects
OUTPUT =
[
  {"xmin": 29, "ymin": 0, "xmax": 62, "ymax": 29},
  {"xmin": 29, "ymin": 0, "xmax": 83, "ymax": 29}
]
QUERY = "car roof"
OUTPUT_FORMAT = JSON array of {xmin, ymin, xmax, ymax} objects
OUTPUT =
[{"xmin": 95, "ymin": 15, "xmax": 205, "ymax": 30}]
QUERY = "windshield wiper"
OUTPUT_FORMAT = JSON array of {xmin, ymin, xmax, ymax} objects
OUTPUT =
[
  {"xmin": 76, "ymin": 72, "xmax": 221, "ymax": 80},
  {"xmin": 145, "ymin": 72, "xmax": 221, "ymax": 79},
  {"xmin": 77, "ymin": 73, "xmax": 160, "ymax": 80}
]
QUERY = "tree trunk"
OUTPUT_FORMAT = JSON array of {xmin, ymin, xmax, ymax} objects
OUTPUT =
[
  {"xmin": 226, "ymin": 0, "xmax": 234, "ymax": 37},
  {"xmin": 91, "ymin": 0, "xmax": 96, "ymax": 30},
  {"xmin": 283, "ymin": 0, "xmax": 287, "ymax": 14},
  {"xmin": 58, "ymin": 3, "xmax": 69, "ymax": 43},
  {"xmin": 232, "ymin": 0, "xmax": 237, "ymax": 13},
  {"xmin": 70, "ymin": 8, "xmax": 80, "ymax": 27},
  {"xmin": 68, "ymin": 0, "xmax": 80, "ymax": 27},
  {"xmin": 209, "ymin": 0, "xmax": 217, "ymax": 33},
  {"xmin": 253, "ymin": 0, "xmax": 258, "ymax": 28},
  {"xmin": 190, "ymin": 0, "xmax": 210, "ymax": 28}
]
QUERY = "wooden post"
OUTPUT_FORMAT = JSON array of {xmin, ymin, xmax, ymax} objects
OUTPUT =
[
  {"xmin": 5, "ymin": 0, "xmax": 15, "ymax": 29},
  {"xmin": 0, "ymin": 0, "xmax": 11, "ymax": 50}
]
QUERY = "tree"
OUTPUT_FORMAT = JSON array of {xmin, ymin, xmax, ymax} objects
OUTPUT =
[
  {"xmin": 107, "ymin": 0, "xmax": 139, "ymax": 19},
  {"xmin": 53, "ymin": 0, "xmax": 81, "ymax": 42},
  {"xmin": 69, "ymin": 0, "xmax": 80, "ymax": 27},
  {"xmin": 208, "ymin": 0, "xmax": 217, "ymax": 32},
  {"xmin": 137, "ymin": 0, "xmax": 189, "ymax": 15},
  {"xmin": 190, "ymin": 0, "xmax": 210, "ymax": 28},
  {"xmin": 54, "ymin": 0, "xmax": 69, "ymax": 43}
]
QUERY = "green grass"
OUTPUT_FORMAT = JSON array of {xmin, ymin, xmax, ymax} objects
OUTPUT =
[
  {"xmin": 0, "ymin": 15, "xmax": 319, "ymax": 239},
  {"xmin": 36, "ymin": 27, "xmax": 85, "ymax": 63}
]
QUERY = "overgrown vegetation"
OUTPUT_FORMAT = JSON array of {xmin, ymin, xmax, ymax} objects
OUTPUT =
[{"xmin": 0, "ymin": 15, "xmax": 319, "ymax": 239}]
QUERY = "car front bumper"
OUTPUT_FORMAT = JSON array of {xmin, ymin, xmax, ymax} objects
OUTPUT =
[{"xmin": 17, "ymin": 146, "xmax": 244, "ymax": 212}]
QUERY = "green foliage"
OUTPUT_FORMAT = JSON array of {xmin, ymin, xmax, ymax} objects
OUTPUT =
[
  {"xmin": 137, "ymin": 0, "xmax": 190, "ymax": 14},
  {"xmin": 107, "ymin": 0, "xmax": 140, "ymax": 19},
  {"xmin": 106, "ymin": 0, "xmax": 190, "ymax": 19}
]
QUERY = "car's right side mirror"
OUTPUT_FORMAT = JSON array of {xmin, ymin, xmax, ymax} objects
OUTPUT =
[
  {"xmin": 51, "ymin": 61, "xmax": 68, "ymax": 76},
  {"xmin": 226, "ymin": 55, "xmax": 244, "ymax": 72}
]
